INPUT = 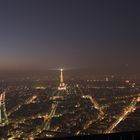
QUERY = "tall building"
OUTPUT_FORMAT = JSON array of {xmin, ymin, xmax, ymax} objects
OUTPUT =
[
  {"xmin": 0, "ymin": 92, "xmax": 8, "ymax": 127},
  {"xmin": 58, "ymin": 69, "xmax": 67, "ymax": 91}
]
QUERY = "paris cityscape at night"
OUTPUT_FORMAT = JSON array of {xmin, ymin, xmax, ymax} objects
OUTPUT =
[
  {"xmin": 0, "ymin": 0, "xmax": 140, "ymax": 139},
  {"xmin": 0, "ymin": 69, "xmax": 140, "ymax": 139}
]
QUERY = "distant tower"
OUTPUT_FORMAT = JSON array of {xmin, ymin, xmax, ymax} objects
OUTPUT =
[
  {"xmin": 60, "ymin": 69, "xmax": 64, "ymax": 84},
  {"xmin": 106, "ymin": 77, "xmax": 109, "ymax": 82},
  {"xmin": 58, "ymin": 69, "xmax": 66, "ymax": 90},
  {"xmin": 0, "ymin": 92, "xmax": 8, "ymax": 126}
]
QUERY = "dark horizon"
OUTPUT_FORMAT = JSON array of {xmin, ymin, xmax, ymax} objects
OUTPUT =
[
  {"xmin": 0, "ymin": 68, "xmax": 140, "ymax": 80},
  {"xmin": 0, "ymin": 0, "xmax": 140, "ymax": 73}
]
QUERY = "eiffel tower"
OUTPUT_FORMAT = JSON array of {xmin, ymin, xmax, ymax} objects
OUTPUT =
[{"xmin": 58, "ymin": 69, "xmax": 67, "ymax": 91}]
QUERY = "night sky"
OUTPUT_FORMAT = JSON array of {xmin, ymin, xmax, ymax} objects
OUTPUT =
[{"xmin": 0, "ymin": 0, "xmax": 140, "ymax": 73}]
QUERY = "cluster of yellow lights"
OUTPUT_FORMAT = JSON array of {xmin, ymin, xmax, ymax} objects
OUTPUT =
[
  {"xmin": 125, "ymin": 80, "xmax": 130, "ymax": 83},
  {"xmin": 137, "ymin": 97, "xmax": 140, "ymax": 102},
  {"xmin": 58, "ymin": 86, "xmax": 67, "ymax": 90},
  {"xmin": 35, "ymin": 86, "xmax": 46, "ymax": 90}
]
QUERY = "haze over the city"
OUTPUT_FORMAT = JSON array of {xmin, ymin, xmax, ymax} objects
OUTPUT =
[{"xmin": 0, "ymin": 0, "xmax": 140, "ymax": 74}]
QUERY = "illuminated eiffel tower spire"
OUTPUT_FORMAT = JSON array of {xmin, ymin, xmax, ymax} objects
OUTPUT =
[
  {"xmin": 0, "ymin": 91, "xmax": 8, "ymax": 126},
  {"xmin": 58, "ymin": 69, "xmax": 66, "ymax": 90},
  {"xmin": 60, "ymin": 69, "xmax": 64, "ymax": 84}
]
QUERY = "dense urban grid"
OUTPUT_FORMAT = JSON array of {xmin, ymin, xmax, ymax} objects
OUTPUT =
[{"xmin": 0, "ymin": 69, "xmax": 140, "ymax": 139}]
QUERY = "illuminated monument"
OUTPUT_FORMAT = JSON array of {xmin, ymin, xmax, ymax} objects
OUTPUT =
[
  {"xmin": 0, "ymin": 92, "xmax": 8, "ymax": 126},
  {"xmin": 58, "ymin": 69, "xmax": 67, "ymax": 90}
]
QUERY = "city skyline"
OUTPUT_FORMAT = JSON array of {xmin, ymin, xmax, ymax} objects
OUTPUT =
[
  {"xmin": 0, "ymin": 0, "xmax": 140, "ymax": 73},
  {"xmin": 0, "ymin": 68, "xmax": 140, "ymax": 139},
  {"xmin": 0, "ymin": 1, "xmax": 140, "ymax": 139}
]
